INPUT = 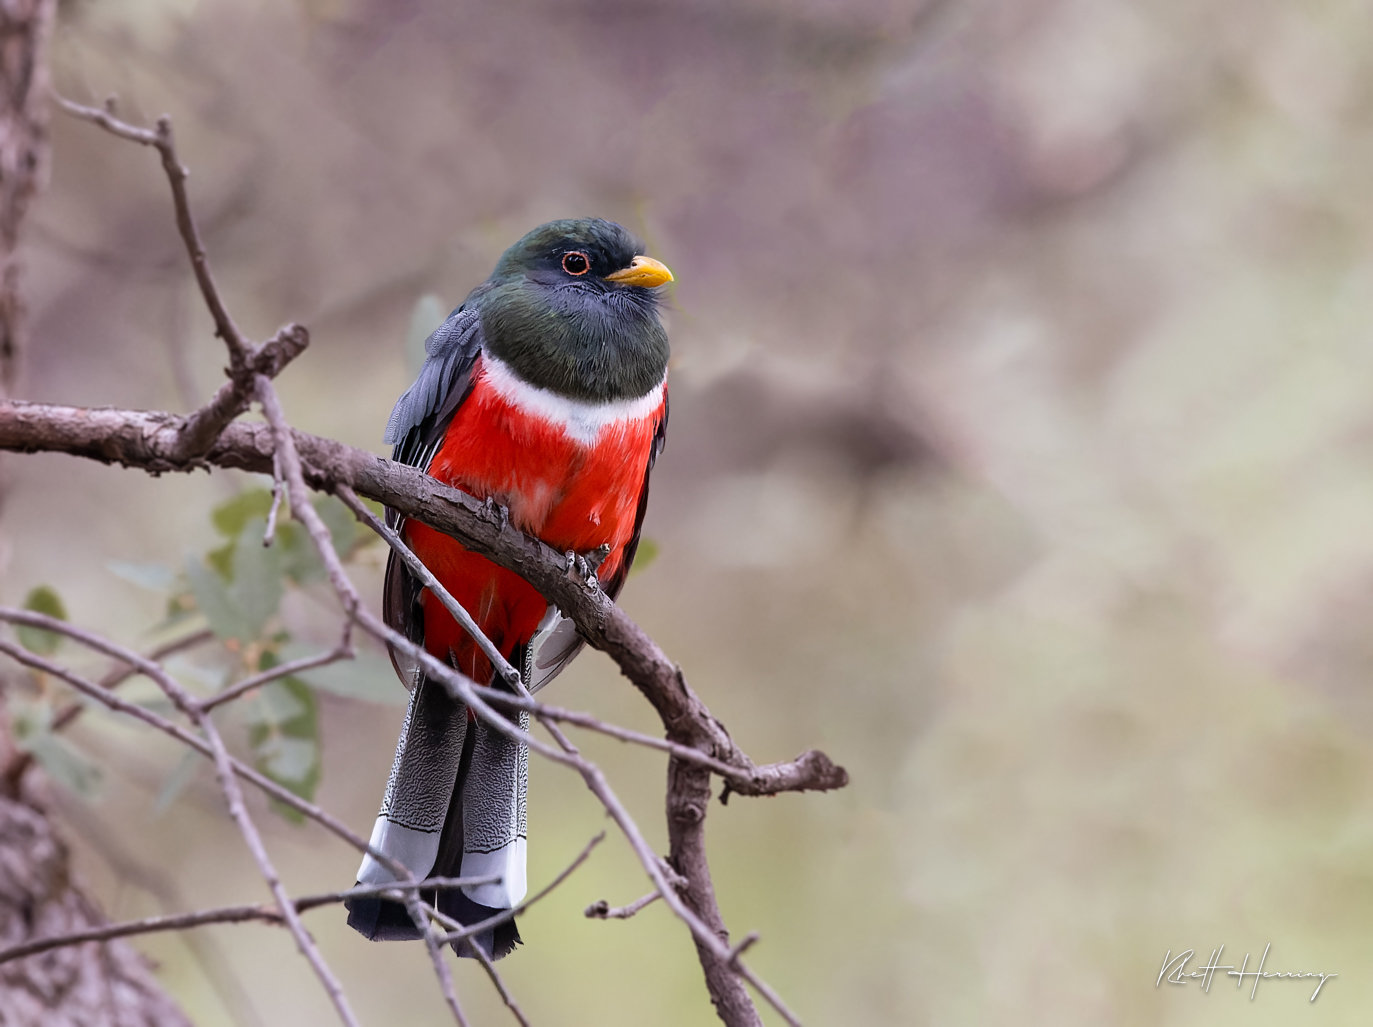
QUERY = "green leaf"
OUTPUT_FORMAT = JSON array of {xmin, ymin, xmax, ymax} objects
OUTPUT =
[
  {"xmin": 185, "ymin": 555, "xmax": 253, "ymax": 641},
  {"xmin": 406, "ymin": 293, "xmax": 447, "ymax": 376},
  {"xmin": 212, "ymin": 489, "xmax": 275, "ymax": 539},
  {"xmin": 245, "ymin": 670, "xmax": 320, "ymax": 822},
  {"xmin": 185, "ymin": 515, "xmax": 286, "ymax": 642},
  {"xmin": 27, "ymin": 733, "xmax": 102, "ymax": 798},
  {"xmin": 154, "ymin": 749, "xmax": 201, "ymax": 816},
  {"xmin": 18, "ymin": 585, "xmax": 66, "ymax": 655},
  {"xmin": 11, "ymin": 698, "xmax": 101, "ymax": 798},
  {"xmin": 151, "ymin": 592, "xmax": 199, "ymax": 634},
  {"xmin": 107, "ymin": 561, "xmax": 177, "ymax": 592},
  {"xmin": 629, "ymin": 537, "xmax": 660, "ymax": 577},
  {"xmin": 229, "ymin": 517, "xmax": 283, "ymax": 637},
  {"xmin": 277, "ymin": 522, "xmax": 325, "ymax": 585},
  {"xmin": 313, "ymin": 495, "xmax": 357, "ymax": 557},
  {"xmin": 280, "ymin": 642, "xmax": 406, "ymax": 704},
  {"xmin": 206, "ymin": 541, "xmax": 235, "ymax": 580}
]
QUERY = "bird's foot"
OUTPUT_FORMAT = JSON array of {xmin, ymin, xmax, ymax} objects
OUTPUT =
[
  {"xmin": 483, "ymin": 495, "xmax": 510, "ymax": 529},
  {"xmin": 565, "ymin": 547, "xmax": 607, "ymax": 593}
]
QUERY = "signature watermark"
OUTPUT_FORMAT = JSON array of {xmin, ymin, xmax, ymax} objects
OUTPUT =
[{"xmin": 1157, "ymin": 945, "xmax": 1335, "ymax": 1002}]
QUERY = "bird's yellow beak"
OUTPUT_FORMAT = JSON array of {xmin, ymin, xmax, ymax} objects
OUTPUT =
[{"xmin": 605, "ymin": 255, "xmax": 674, "ymax": 288}]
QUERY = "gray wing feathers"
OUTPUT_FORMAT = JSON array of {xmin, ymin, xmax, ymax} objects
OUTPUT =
[{"xmin": 384, "ymin": 306, "xmax": 482, "ymax": 450}]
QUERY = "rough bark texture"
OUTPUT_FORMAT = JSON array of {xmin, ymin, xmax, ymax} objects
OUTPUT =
[
  {"xmin": 0, "ymin": 795, "xmax": 192, "ymax": 1027},
  {"xmin": 0, "ymin": 400, "xmax": 849, "ymax": 1025},
  {"xmin": 0, "ymin": 0, "xmax": 52, "ymax": 398},
  {"xmin": 667, "ymin": 758, "xmax": 762, "ymax": 1027},
  {"xmin": 0, "ymin": 401, "xmax": 850, "ymax": 806}
]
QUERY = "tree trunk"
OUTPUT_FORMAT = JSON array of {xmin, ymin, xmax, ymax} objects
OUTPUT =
[
  {"xmin": 0, "ymin": 5, "xmax": 192, "ymax": 1025},
  {"xmin": 0, "ymin": 795, "xmax": 193, "ymax": 1027},
  {"xmin": 0, "ymin": 0, "xmax": 52, "ymax": 399}
]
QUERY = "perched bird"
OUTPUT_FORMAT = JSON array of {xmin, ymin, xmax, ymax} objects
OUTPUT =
[{"xmin": 345, "ymin": 219, "xmax": 673, "ymax": 959}]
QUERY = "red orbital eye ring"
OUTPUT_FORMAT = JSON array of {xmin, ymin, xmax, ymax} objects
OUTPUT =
[{"xmin": 562, "ymin": 251, "xmax": 591, "ymax": 275}]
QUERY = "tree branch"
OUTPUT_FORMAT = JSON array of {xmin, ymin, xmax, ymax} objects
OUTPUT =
[
  {"xmin": 0, "ymin": 400, "xmax": 847, "ymax": 802},
  {"xmin": 0, "ymin": 874, "xmax": 501, "ymax": 967},
  {"xmin": 0, "ymin": 398, "xmax": 839, "ymax": 1025},
  {"xmin": 1, "ymin": 626, "xmax": 214, "ymax": 792},
  {"xmin": 0, "ymin": 626, "xmax": 362, "ymax": 1026},
  {"xmin": 0, "ymin": 626, "xmax": 405, "ymax": 876},
  {"xmin": 53, "ymin": 96, "xmax": 250, "ymax": 369}
]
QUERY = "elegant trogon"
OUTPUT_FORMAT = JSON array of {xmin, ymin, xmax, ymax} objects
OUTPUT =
[{"xmin": 344, "ymin": 219, "xmax": 672, "ymax": 959}]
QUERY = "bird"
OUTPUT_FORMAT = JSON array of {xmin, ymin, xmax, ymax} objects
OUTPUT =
[{"xmin": 344, "ymin": 219, "xmax": 672, "ymax": 959}]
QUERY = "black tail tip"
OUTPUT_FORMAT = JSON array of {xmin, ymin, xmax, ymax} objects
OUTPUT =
[
  {"xmin": 441, "ymin": 890, "xmax": 522, "ymax": 960},
  {"xmin": 344, "ymin": 894, "xmax": 425, "ymax": 941},
  {"xmin": 345, "ymin": 887, "xmax": 522, "ymax": 959}
]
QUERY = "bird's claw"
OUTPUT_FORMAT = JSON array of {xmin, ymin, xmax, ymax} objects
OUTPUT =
[
  {"xmin": 564, "ymin": 549, "xmax": 603, "ymax": 593},
  {"xmin": 484, "ymin": 495, "xmax": 510, "ymax": 528}
]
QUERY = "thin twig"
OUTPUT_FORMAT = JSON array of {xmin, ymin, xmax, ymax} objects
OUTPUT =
[
  {"xmin": 434, "ymin": 832, "xmax": 604, "ymax": 946},
  {"xmin": 404, "ymin": 895, "xmax": 471, "ymax": 1027},
  {"xmin": 727, "ymin": 932, "xmax": 760, "ymax": 967},
  {"xmin": 584, "ymin": 891, "xmax": 660, "ymax": 920},
  {"xmin": 255, "ymin": 376, "xmax": 359, "ymax": 620},
  {"xmin": 0, "ymin": 874, "xmax": 501, "ymax": 966},
  {"xmin": 335, "ymin": 483, "xmax": 521, "ymax": 686},
  {"xmin": 2, "ymin": 626, "xmax": 214, "ymax": 788},
  {"xmin": 54, "ymin": 95, "xmax": 250, "ymax": 367},
  {"xmin": 471, "ymin": 684, "xmax": 743, "ymax": 780},
  {"xmin": 116, "ymin": 633, "xmax": 360, "ymax": 1027},
  {"xmin": 0, "ymin": 626, "xmax": 403, "ymax": 875},
  {"xmin": 263, "ymin": 448, "xmax": 283, "ymax": 546},
  {"xmin": 465, "ymin": 936, "xmax": 533, "ymax": 1027},
  {"xmin": 200, "ymin": 644, "xmax": 350, "ymax": 712},
  {"xmin": 0, "ymin": 905, "xmax": 283, "ymax": 965}
]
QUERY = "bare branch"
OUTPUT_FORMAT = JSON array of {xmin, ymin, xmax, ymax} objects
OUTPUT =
[
  {"xmin": 190, "ymin": 705, "xmax": 360, "ymax": 1027},
  {"xmin": 54, "ymin": 95, "xmax": 309, "ymax": 462},
  {"xmin": 263, "ymin": 448, "xmax": 283, "ymax": 546},
  {"xmin": 0, "ymin": 905, "xmax": 283, "ymax": 965},
  {"xmin": 584, "ymin": 891, "xmax": 660, "ymax": 920},
  {"xmin": 0, "ymin": 405, "xmax": 832, "ymax": 1024},
  {"xmin": 168, "ymin": 323, "xmax": 309, "ymax": 461},
  {"xmin": 0, "ymin": 874, "xmax": 501, "ymax": 966},
  {"xmin": 200, "ymin": 644, "xmax": 350, "ymax": 713},
  {"xmin": 54, "ymin": 95, "xmax": 250, "ymax": 369},
  {"xmin": 432, "ymin": 832, "xmax": 603, "ymax": 948},
  {"xmin": 2, "ymin": 626, "xmax": 214, "ymax": 789},
  {"xmin": 465, "ymin": 935, "xmax": 533, "ymax": 1027},
  {"xmin": 336, "ymin": 482, "xmax": 520, "ymax": 687},
  {"xmin": 0, "ymin": 400, "xmax": 847, "ymax": 795},
  {"xmin": 403, "ymin": 895, "xmax": 472, "ymax": 1027},
  {"xmin": 472, "ymin": 684, "xmax": 751, "ymax": 782},
  {"xmin": 0, "ymin": 623, "xmax": 404, "ymax": 875},
  {"xmin": 254, "ymin": 376, "xmax": 360, "ymax": 619}
]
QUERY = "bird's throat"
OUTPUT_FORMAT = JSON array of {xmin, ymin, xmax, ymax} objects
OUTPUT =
[{"xmin": 476, "ymin": 278, "xmax": 669, "ymax": 402}]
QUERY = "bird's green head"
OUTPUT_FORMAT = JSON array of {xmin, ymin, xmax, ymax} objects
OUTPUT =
[{"xmin": 471, "ymin": 218, "xmax": 673, "ymax": 402}]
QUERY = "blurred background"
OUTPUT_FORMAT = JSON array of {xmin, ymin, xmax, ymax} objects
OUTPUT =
[{"xmin": 3, "ymin": 0, "xmax": 1372, "ymax": 1022}]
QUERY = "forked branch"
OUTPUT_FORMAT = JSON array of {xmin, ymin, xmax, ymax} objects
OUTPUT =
[{"xmin": 0, "ymin": 91, "xmax": 850, "ymax": 1027}]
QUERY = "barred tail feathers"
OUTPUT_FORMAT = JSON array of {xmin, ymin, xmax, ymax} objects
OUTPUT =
[{"xmin": 344, "ymin": 676, "xmax": 529, "ymax": 959}]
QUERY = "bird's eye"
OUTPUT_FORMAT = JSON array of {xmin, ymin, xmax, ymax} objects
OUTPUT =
[{"xmin": 562, "ymin": 251, "xmax": 591, "ymax": 276}]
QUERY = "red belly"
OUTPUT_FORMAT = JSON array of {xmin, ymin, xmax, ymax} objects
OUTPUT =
[{"xmin": 406, "ymin": 364, "xmax": 663, "ymax": 683}]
